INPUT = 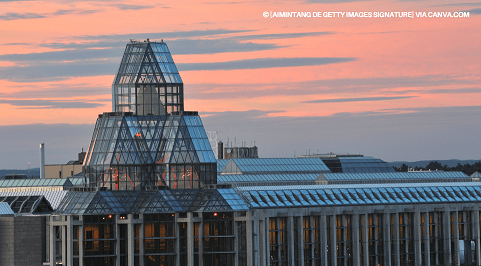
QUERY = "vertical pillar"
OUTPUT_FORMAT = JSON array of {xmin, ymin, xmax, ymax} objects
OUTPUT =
[
  {"xmin": 199, "ymin": 218, "xmax": 204, "ymax": 266},
  {"xmin": 362, "ymin": 214, "xmax": 369, "ymax": 266},
  {"xmin": 393, "ymin": 213, "xmax": 400, "ymax": 266},
  {"xmin": 341, "ymin": 215, "xmax": 347, "ymax": 266},
  {"xmin": 384, "ymin": 212, "xmax": 391, "ymax": 266},
  {"xmin": 127, "ymin": 215, "xmax": 134, "ymax": 266},
  {"xmin": 49, "ymin": 222, "xmax": 55, "ymax": 266},
  {"xmin": 414, "ymin": 210, "xmax": 422, "ymax": 266},
  {"xmin": 235, "ymin": 220, "xmax": 239, "ymax": 266},
  {"xmin": 443, "ymin": 210, "xmax": 451, "ymax": 265},
  {"xmin": 453, "ymin": 210, "xmax": 460, "ymax": 266},
  {"xmin": 61, "ymin": 225, "xmax": 67, "ymax": 266},
  {"xmin": 424, "ymin": 212, "xmax": 430, "ymax": 266},
  {"xmin": 67, "ymin": 216, "xmax": 74, "ymax": 266},
  {"xmin": 320, "ymin": 215, "xmax": 328, "ymax": 266},
  {"xmin": 287, "ymin": 216, "xmax": 294, "ymax": 266},
  {"xmin": 473, "ymin": 209, "xmax": 480, "ymax": 266},
  {"xmin": 330, "ymin": 215, "xmax": 337, "ymax": 266},
  {"xmin": 352, "ymin": 214, "xmax": 360, "ymax": 266},
  {"xmin": 187, "ymin": 213, "xmax": 195, "ymax": 266},
  {"xmin": 116, "ymin": 222, "xmax": 120, "ymax": 266},
  {"xmin": 298, "ymin": 216, "xmax": 304, "ymax": 266},
  {"xmin": 263, "ymin": 218, "xmax": 269, "ymax": 266},
  {"xmin": 309, "ymin": 216, "xmax": 315, "ymax": 265},
  {"xmin": 246, "ymin": 219, "xmax": 253, "ymax": 266},
  {"xmin": 79, "ymin": 223, "xmax": 84, "ymax": 266},
  {"xmin": 139, "ymin": 221, "xmax": 144, "ymax": 266}
]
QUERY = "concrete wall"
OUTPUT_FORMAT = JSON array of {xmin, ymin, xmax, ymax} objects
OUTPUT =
[
  {"xmin": 0, "ymin": 216, "xmax": 46, "ymax": 266},
  {"xmin": 45, "ymin": 164, "xmax": 82, "ymax": 179}
]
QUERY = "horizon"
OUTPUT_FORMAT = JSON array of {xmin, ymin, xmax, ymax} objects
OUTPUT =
[{"xmin": 0, "ymin": 0, "xmax": 480, "ymax": 169}]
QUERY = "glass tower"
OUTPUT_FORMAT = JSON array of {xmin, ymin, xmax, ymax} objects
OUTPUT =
[
  {"xmin": 84, "ymin": 40, "xmax": 216, "ymax": 190},
  {"xmin": 112, "ymin": 40, "xmax": 183, "ymax": 115}
]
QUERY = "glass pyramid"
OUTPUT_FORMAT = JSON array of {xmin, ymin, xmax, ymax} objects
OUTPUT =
[
  {"xmin": 112, "ymin": 40, "xmax": 183, "ymax": 115},
  {"xmin": 84, "ymin": 40, "xmax": 216, "ymax": 191}
]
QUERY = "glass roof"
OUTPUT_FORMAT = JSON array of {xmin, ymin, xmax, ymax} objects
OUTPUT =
[
  {"xmin": 217, "ymin": 173, "xmax": 320, "ymax": 183},
  {"xmin": 0, "ymin": 191, "xmax": 68, "ymax": 209},
  {"xmin": 217, "ymin": 159, "xmax": 229, "ymax": 172},
  {"xmin": 85, "ymin": 114, "xmax": 215, "ymax": 167},
  {"xmin": 239, "ymin": 184, "xmax": 481, "ymax": 208},
  {"xmin": 114, "ymin": 41, "xmax": 181, "ymax": 85},
  {"xmin": 0, "ymin": 202, "xmax": 14, "ymax": 215},
  {"xmin": 338, "ymin": 156, "xmax": 395, "ymax": 173},
  {"xmin": 323, "ymin": 171, "xmax": 468, "ymax": 181},
  {"xmin": 0, "ymin": 178, "xmax": 73, "ymax": 188},
  {"xmin": 0, "ymin": 195, "xmax": 53, "ymax": 214},
  {"xmin": 221, "ymin": 158, "xmax": 330, "ymax": 174},
  {"xmin": 55, "ymin": 188, "xmax": 249, "ymax": 214}
]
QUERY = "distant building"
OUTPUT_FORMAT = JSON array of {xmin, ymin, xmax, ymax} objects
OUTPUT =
[
  {"xmin": 299, "ymin": 153, "xmax": 396, "ymax": 173},
  {"xmin": 218, "ymin": 141, "xmax": 258, "ymax": 160},
  {"xmin": 44, "ymin": 151, "xmax": 85, "ymax": 178}
]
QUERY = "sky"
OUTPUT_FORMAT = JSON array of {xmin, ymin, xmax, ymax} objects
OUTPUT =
[{"xmin": 0, "ymin": 0, "xmax": 480, "ymax": 169}]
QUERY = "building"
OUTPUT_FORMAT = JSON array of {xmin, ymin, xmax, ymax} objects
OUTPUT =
[
  {"xmin": 1, "ymin": 40, "xmax": 481, "ymax": 266},
  {"xmin": 45, "ymin": 151, "xmax": 86, "ymax": 179}
]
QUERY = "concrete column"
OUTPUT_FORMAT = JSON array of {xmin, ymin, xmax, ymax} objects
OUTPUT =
[
  {"xmin": 393, "ymin": 213, "xmax": 400, "ymax": 266},
  {"xmin": 330, "ymin": 215, "xmax": 337, "ymax": 266},
  {"xmin": 341, "ymin": 215, "xmax": 347, "ymax": 266},
  {"xmin": 287, "ymin": 216, "xmax": 294, "ymax": 266},
  {"xmin": 199, "ymin": 219, "xmax": 204, "ymax": 266},
  {"xmin": 298, "ymin": 216, "xmax": 304, "ymax": 266},
  {"xmin": 116, "ymin": 222, "xmax": 120, "ymax": 266},
  {"xmin": 61, "ymin": 225, "xmax": 67, "ymax": 266},
  {"xmin": 175, "ymin": 220, "xmax": 180, "ymax": 266},
  {"xmin": 362, "ymin": 214, "xmax": 369, "ymax": 266},
  {"xmin": 352, "ymin": 214, "xmax": 360, "ymax": 266},
  {"xmin": 67, "ymin": 217, "xmax": 74, "ymax": 266},
  {"xmin": 473, "ymin": 209, "xmax": 480, "ymax": 266},
  {"xmin": 187, "ymin": 213, "xmax": 195, "ymax": 266},
  {"xmin": 139, "ymin": 221, "xmax": 144, "ymax": 266},
  {"xmin": 454, "ymin": 210, "xmax": 460, "ymax": 266},
  {"xmin": 263, "ymin": 218, "xmax": 269, "ymax": 266},
  {"xmin": 127, "ymin": 215, "xmax": 134, "ymax": 266},
  {"xmin": 246, "ymin": 219, "xmax": 253, "ymax": 266},
  {"xmin": 443, "ymin": 210, "xmax": 451, "ymax": 265},
  {"xmin": 79, "ymin": 224, "xmax": 84, "ymax": 266},
  {"xmin": 320, "ymin": 215, "xmax": 328, "ymax": 266},
  {"xmin": 414, "ymin": 210, "xmax": 422, "ymax": 266},
  {"xmin": 384, "ymin": 212, "xmax": 391, "ymax": 266},
  {"xmin": 49, "ymin": 222, "xmax": 55, "ymax": 266},
  {"xmin": 235, "ymin": 220, "xmax": 239, "ymax": 266},
  {"xmin": 423, "ymin": 212, "xmax": 430, "ymax": 266}
]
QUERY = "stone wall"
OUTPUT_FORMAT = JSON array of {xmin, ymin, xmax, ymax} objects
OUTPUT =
[{"xmin": 0, "ymin": 216, "xmax": 46, "ymax": 266}]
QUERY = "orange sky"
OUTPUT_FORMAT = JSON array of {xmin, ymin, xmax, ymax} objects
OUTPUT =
[
  {"xmin": 0, "ymin": 0, "xmax": 480, "ymax": 125},
  {"xmin": 0, "ymin": 0, "xmax": 480, "ymax": 167}
]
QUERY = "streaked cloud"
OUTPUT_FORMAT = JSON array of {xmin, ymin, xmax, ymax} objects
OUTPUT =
[
  {"xmin": 307, "ymin": 0, "xmax": 373, "ymax": 3},
  {"xmin": 178, "ymin": 57, "xmax": 356, "ymax": 71},
  {"xmin": 0, "ymin": 9, "xmax": 101, "ymax": 21},
  {"xmin": 463, "ymin": 7, "xmax": 481, "ymax": 14},
  {"xmin": 0, "ymin": 99, "xmax": 106, "ymax": 109},
  {"xmin": 186, "ymin": 75, "xmax": 479, "ymax": 100},
  {"xmin": 115, "ymin": 4, "xmax": 156, "ymax": 10},
  {"xmin": 302, "ymin": 96, "xmax": 415, "ymax": 104},
  {"xmin": 0, "ymin": 12, "xmax": 45, "ymax": 20},
  {"xmin": 0, "ymin": 61, "xmax": 118, "ymax": 82}
]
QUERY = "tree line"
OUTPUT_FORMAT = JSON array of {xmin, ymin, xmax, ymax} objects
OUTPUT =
[{"xmin": 393, "ymin": 161, "xmax": 481, "ymax": 176}]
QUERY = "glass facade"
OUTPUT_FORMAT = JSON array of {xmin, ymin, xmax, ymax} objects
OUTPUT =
[
  {"xmin": 83, "ymin": 113, "xmax": 216, "ymax": 190},
  {"xmin": 113, "ymin": 41, "xmax": 183, "ymax": 115},
  {"xmin": 269, "ymin": 217, "xmax": 288, "ymax": 266}
]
